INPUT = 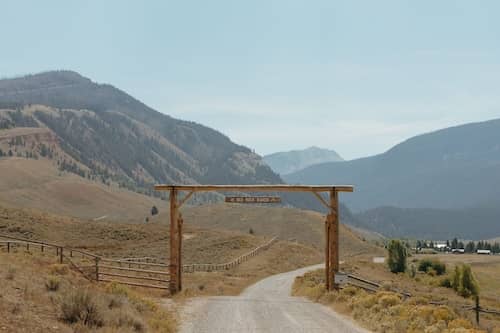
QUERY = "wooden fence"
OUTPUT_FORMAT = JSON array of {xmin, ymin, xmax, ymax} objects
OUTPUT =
[
  {"xmin": 0, "ymin": 233, "xmax": 170, "ymax": 290},
  {"xmin": 182, "ymin": 236, "xmax": 278, "ymax": 273},
  {"xmin": 0, "ymin": 233, "xmax": 278, "ymax": 289},
  {"xmin": 345, "ymin": 273, "xmax": 500, "ymax": 325}
]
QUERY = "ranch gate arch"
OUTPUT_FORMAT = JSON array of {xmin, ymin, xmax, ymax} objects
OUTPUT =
[{"xmin": 154, "ymin": 184, "xmax": 353, "ymax": 294}]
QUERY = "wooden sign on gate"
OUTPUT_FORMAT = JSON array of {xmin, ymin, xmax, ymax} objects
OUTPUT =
[{"xmin": 225, "ymin": 196, "xmax": 281, "ymax": 204}]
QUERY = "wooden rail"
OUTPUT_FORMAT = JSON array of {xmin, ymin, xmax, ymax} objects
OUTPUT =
[
  {"xmin": 182, "ymin": 237, "xmax": 278, "ymax": 273},
  {"xmin": 0, "ymin": 233, "xmax": 170, "ymax": 290},
  {"xmin": 345, "ymin": 273, "xmax": 500, "ymax": 325}
]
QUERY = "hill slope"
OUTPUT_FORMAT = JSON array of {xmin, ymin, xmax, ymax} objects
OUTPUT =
[
  {"xmin": 0, "ymin": 71, "xmax": 282, "ymax": 194},
  {"xmin": 263, "ymin": 146, "xmax": 343, "ymax": 175},
  {"xmin": 285, "ymin": 119, "xmax": 500, "ymax": 212},
  {"xmin": 354, "ymin": 206, "xmax": 500, "ymax": 240}
]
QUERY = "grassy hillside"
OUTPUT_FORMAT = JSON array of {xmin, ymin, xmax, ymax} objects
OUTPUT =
[
  {"xmin": 0, "ymin": 157, "xmax": 163, "ymax": 223},
  {"xmin": 171, "ymin": 203, "xmax": 384, "ymax": 258}
]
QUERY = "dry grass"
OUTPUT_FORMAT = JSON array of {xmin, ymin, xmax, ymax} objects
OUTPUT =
[
  {"xmin": 0, "ymin": 251, "xmax": 176, "ymax": 332},
  {"xmin": 293, "ymin": 269, "xmax": 486, "ymax": 333}
]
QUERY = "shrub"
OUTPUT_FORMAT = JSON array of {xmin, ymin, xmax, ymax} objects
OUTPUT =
[
  {"xmin": 408, "ymin": 263, "xmax": 417, "ymax": 278},
  {"xmin": 45, "ymin": 276, "xmax": 61, "ymax": 292},
  {"xmin": 418, "ymin": 258, "xmax": 446, "ymax": 275},
  {"xmin": 448, "ymin": 318, "xmax": 472, "ymax": 329},
  {"xmin": 49, "ymin": 264, "xmax": 69, "ymax": 275},
  {"xmin": 439, "ymin": 277, "xmax": 452, "ymax": 288},
  {"xmin": 387, "ymin": 240, "xmax": 407, "ymax": 273},
  {"xmin": 378, "ymin": 293, "xmax": 401, "ymax": 308},
  {"xmin": 60, "ymin": 289, "xmax": 104, "ymax": 327}
]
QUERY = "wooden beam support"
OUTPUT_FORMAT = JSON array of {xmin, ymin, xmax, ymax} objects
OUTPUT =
[
  {"xmin": 312, "ymin": 191, "xmax": 332, "ymax": 210},
  {"xmin": 178, "ymin": 191, "xmax": 194, "ymax": 208}
]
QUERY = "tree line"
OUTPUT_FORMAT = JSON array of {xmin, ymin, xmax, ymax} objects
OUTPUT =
[{"xmin": 416, "ymin": 238, "xmax": 500, "ymax": 253}]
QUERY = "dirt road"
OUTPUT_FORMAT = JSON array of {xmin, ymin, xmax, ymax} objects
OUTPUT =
[{"xmin": 179, "ymin": 264, "xmax": 370, "ymax": 332}]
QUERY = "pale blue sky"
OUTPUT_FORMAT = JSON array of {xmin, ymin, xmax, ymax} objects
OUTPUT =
[{"xmin": 1, "ymin": 0, "xmax": 500, "ymax": 159}]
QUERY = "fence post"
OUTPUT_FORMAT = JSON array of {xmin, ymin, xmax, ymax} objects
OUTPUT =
[
  {"xmin": 59, "ymin": 247, "xmax": 63, "ymax": 264},
  {"xmin": 7, "ymin": 242, "xmax": 10, "ymax": 253},
  {"xmin": 41, "ymin": 245, "xmax": 44, "ymax": 253},
  {"xmin": 475, "ymin": 295, "xmax": 480, "ymax": 325},
  {"xmin": 26, "ymin": 243, "xmax": 29, "ymax": 251},
  {"xmin": 95, "ymin": 257, "xmax": 100, "ymax": 281}
]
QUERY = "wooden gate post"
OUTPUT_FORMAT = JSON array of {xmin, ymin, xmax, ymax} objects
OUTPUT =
[
  {"xmin": 169, "ymin": 188, "xmax": 179, "ymax": 294},
  {"xmin": 177, "ymin": 214, "xmax": 183, "ymax": 291},
  {"xmin": 325, "ymin": 215, "xmax": 331, "ymax": 290},
  {"xmin": 327, "ymin": 189, "xmax": 340, "ymax": 290}
]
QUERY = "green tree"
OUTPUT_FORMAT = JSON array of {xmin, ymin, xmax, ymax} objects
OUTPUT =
[
  {"xmin": 459, "ymin": 264, "xmax": 479, "ymax": 298},
  {"xmin": 387, "ymin": 239, "xmax": 407, "ymax": 273},
  {"xmin": 465, "ymin": 241, "xmax": 475, "ymax": 253}
]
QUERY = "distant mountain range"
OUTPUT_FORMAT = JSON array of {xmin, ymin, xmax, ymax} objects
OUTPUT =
[
  {"xmin": 263, "ymin": 146, "xmax": 343, "ymax": 175},
  {"xmin": 285, "ymin": 119, "xmax": 500, "ymax": 212},
  {"xmin": 0, "ymin": 71, "xmax": 282, "ymax": 194}
]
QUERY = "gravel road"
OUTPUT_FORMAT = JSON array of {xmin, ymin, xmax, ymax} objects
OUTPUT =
[{"xmin": 179, "ymin": 264, "xmax": 371, "ymax": 333}]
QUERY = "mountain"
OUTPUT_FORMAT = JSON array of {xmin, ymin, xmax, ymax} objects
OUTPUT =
[
  {"xmin": 263, "ymin": 146, "xmax": 343, "ymax": 175},
  {"xmin": 0, "ymin": 71, "xmax": 282, "ymax": 194},
  {"xmin": 285, "ymin": 119, "xmax": 500, "ymax": 212},
  {"xmin": 354, "ymin": 206, "xmax": 500, "ymax": 240}
]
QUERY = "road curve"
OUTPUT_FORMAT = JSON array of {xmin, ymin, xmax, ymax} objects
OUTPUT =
[{"xmin": 179, "ymin": 264, "xmax": 371, "ymax": 333}]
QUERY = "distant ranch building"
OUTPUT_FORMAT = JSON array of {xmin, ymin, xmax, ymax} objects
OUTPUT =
[{"xmin": 477, "ymin": 249, "xmax": 492, "ymax": 255}]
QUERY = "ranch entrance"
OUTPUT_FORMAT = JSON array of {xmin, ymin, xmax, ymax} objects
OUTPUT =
[{"xmin": 154, "ymin": 184, "xmax": 353, "ymax": 294}]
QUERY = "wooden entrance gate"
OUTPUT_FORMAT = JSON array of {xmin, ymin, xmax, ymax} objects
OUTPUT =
[{"xmin": 154, "ymin": 184, "xmax": 353, "ymax": 294}]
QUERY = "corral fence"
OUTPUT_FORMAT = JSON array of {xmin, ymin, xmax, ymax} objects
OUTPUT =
[
  {"xmin": 0, "ymin": 233, "xmax": 278, "ymax": 290},
  {"xmin": 344, "ymin": 273, "xmax": 500, "ymax": 325},
  {"xmin": 0, "ymin": 233, "xmax": 170, "ymax": 290},
  {"xmin": 182, "ymin": 236, "xmax": 277, "ymax": 273}
]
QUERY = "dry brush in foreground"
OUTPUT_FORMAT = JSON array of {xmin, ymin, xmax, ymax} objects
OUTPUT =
[{"xmin": 292, "ymin": 269, "xmax": 494, "ymax": 333}]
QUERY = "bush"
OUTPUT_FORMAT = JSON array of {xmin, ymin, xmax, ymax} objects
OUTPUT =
[
  {"xmin": 45, "ymin": 276, "xmax": 61, "ymax": 292},
  {"xmin": 439, "ymin": 277, "xmax": 452, "ymax": 288},
  {"xmin": 418, "ymin": 258, "xmax": 446, "ymax": 275},
  {"xmin": 60, "ymin": 289, "xmax": 104, "ymax": 327},
  {"xmin": 49, "ymin": 264, "xmax": 69, "ymax": 275},
  {"xmin": 387, "ymin": 240, "xmax": 407, "ymax": 273}
]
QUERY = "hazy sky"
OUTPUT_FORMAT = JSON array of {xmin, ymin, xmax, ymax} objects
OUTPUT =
[{"xmin": 2, "ymin": 1, "xmax": 500, "ymax": 159}]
